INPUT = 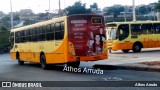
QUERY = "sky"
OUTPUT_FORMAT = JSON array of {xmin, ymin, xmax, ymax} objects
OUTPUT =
[{"xmin": 0, "ymin": 0, "xmax": 158, "ymax": 14}]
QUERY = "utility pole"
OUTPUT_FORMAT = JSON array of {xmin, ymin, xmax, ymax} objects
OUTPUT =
[
  {"xmin": 48, "ymin": 0, "xmax": 51, "ymax": 19},
  {"xmin": 124, "ymin": 5, "xmax": 127, "ymax": 22},
  {"xmin": 49, "ymin": 0, "xmax": 50, "ymax": 12},
  {"xmin": 59, "ymin": 0, "xmax": 61, "ymax": 16},
  {"xmin": 10, "ymin": 0, "xmax": 13, "ymax": 29},
  {"xmin": 132, "ymin": 0, "xmax": 136, "ymax": 21}
]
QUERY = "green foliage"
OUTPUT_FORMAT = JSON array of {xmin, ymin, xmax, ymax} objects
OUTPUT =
[
  {"xmin": 2, "ymin": 16, "xmax": 10, "ymax": 21},
  {"xmin": 155, "ymin": 0, "xmax": 160, "ymax": 11},
  {"xmin": 139, "ymin": 6, "xmax": 148, "ymax": 14},
  {"xmin": 0, "ymin": 25, "xmax": 8, "ymax": 32},
  {"xmin": 64, "ymin": 1, "xmax": 91, "ymax": 15},
  {"xmin": 103, "ymin": 5, "xmax": 125, "ymax": 15},
  {"xmin": 90, "ymin": 3, "xmax": 98, "ymax": 9},
  {"xmin": 13, "ymin": 15, "xmax": 20, "ymax": 21},
  {"xmin": 0, "ymin": 25, "xmax": 9, "ymax": 47}
]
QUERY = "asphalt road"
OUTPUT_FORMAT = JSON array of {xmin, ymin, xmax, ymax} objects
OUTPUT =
[{"xmin": 0, "ymin": 48, "xmax": 160, "ymax": 90}]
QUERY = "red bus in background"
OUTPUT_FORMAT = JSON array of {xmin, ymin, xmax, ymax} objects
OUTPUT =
[{"xmin": 68, "ymin": 15, "xmax": 108, "ymax": 63}]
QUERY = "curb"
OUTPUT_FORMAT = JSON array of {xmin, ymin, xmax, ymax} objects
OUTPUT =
[{"xmin": 93, "ymin": 64, "xmax": 160, "ymax": 72}]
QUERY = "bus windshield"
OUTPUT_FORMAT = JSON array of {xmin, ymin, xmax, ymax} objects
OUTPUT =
[{"xmin": 106, "ymin": 27, "xmax": 117, "ymax": 40}]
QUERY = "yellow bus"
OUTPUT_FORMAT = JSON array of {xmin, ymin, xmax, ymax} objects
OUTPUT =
[
  {"xmin": 10, "ymin": 14, "xmax": 108, "ymax": 69},
  {"xmin": 106, "ymin": 21, "xmax": 160, "ymax": 53}
]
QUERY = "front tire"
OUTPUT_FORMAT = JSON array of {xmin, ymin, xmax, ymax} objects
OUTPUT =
[
  {"xmin": 132, "ymin": 44, "xmax": 142, "ymax": 53},
  {"xmin": 40, "ymin": 55, "xmax": 48, "ymax": 70}
]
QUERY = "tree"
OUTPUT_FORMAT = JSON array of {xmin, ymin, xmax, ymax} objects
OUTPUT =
[
  {"xmin": 2, "ymin": 16, "xmax": 10, "ymax": 21},
  {"xmin": 64, "ymin": 1, "xmax": 91, "ymax": 15},
  {"xmin": 0, "ymin": 25, "xmax": 8, "ymax": 32},
  {"xmin": 0, "ymin": 25, "xmax": 9, "ymax": 48},
  {"xmin": 155, "ymin": 0, "xmax": 160, "ymax": 11},
  {"xmin": 13, "ymin": 14, "xmax": 20, "ymax": 21},
  {"xmin": 90, "ymin": 3, "xmax": 98, "ymax": 9},
  {"xmin": 155, "ymin": 0, "xmax": 160, "ymax": 20},
  {"xmin": 139, "ymin": 6, "xmax": 148, "ymax": 14}
]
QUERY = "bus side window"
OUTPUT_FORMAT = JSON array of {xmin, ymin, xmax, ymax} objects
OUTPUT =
[
  {"xmin": 141, "ymin": 24, "xmax": 152, "ymax": 34},
  {"xmin": 46, "ymin": 24, "xmax": 52, "ymax": 40},
  {"xmin": 131, "ymin": 24, "xmax": 141, "ymax": 35},
  {"xmin": 26, "ymin": 29, "xmax": 30, "ymax": 42},
  {"xmin": 153, "ymin": 24, "xmax": 160, "ymax": 34},
  {"xmin": 24, "ymin": 30, "xmax": 28, "ymax": 42},
  {"xmin": 29, "ymin": 29, "xmax": 32, "ymax": 42},
  {"xmin": 35, "ymin": 27, "xmax": 39, "ymax": 41},
  {"xmin": 10, "ymin": 32, "xmax": 14, "ymax": 47},
  {"xmin": 55, "ymin": 22, "xmax": 61, "ymax": 40},
  {"xmin": 32, "ymin": 28, "xmax": 36, "ymax": 42},
  {"xmin": 20, "ymin": 30, "xmax": 25, "ymax": 43},
  {"xmin": 39, "ymin": 26, "xmax": 46, "ymax": 41},
  {"xmin": 50, "ymin": 24, "xmax": 55, "ymax": 40},
  {"xmin": 15, "ymin": 32, "xmax": 18, "ymax": 43},
  {"xmin": 60, "ymin": 22, "xmax": 64, "ymax": 38}
]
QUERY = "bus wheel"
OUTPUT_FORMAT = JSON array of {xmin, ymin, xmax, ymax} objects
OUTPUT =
[
  {"xmin": 18, "ymin": 58, "xmax": 24, "ymax": 65},
  {"xmin": 122, "ymin": 49, "xmax": 129, "ymax": 53},
  {"xmin": 17, "ymin": 53, "xmax": 24, "ymax": 65},
  {"xmin": 40, "ymin": 55, "xmax": 48, "ymax": 70},
  {"xmin": 67, "ymin": 61, "xmax": 80, "ymax": 68},
  {"xmin": 132, "ymin": 43, "xmax": 142, "ymax": 53}
]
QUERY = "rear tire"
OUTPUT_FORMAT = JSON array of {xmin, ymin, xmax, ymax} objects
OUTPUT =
[
  {"xmin": 67, "ymin": 61, "xmax": 80, "ymax": 68},
  {"xmin": 17, "ymin": 53, "xmax": 24, "ymax": 65},
  {"xmin": 122, "ymin": 49, "xmax": 129, "ymax": 53},
  {"xmin": 132, "ymin": 43, "xmax": 142, "ymax": 53},
  {"xmin": 18, "ymin": 58, "xmax": 24, "ymax": 65},
  {"xmin": 40, "ymin": 55, "xmax": 48, "ymax": 70}
]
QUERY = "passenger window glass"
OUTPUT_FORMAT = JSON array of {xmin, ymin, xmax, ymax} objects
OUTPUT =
[
  {"xmin": 141, "ymin": 24, "xmax": 152, "ymax": 34},
  {"xmin": 131, "ymin": 24, "xmax": 141, "ymax": 35},
  {"xmin": 153, "ymin": 24, "xmax": 160, "ymax": 34},
  {"xmin": 55, "ymin": 22, "xmax": 64, "ymax": 40}
]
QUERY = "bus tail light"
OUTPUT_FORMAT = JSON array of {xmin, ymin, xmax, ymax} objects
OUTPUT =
[
  {"xmin": 103, "ymin": 41, "xmax": 107, "ymax": 52},
  {"xmin": 69, "ymin": 42, "xmax": 75, "ymax": 55}
]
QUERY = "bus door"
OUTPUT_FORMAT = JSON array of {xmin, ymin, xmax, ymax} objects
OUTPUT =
[
  {"xmin": 118, "ymin": 24, "xmax": 130, "ymax": 49},
  {"xmin": 68, "ymin": 15, "xmax": 106, "ymax": 56}
]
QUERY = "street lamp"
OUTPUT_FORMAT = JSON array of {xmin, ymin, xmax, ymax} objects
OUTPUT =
[
  {"xmin": 132, "ymin": 0, "xmax": 136, "ymax": 21},
  {"xmin": 10, "ymin": 0, "xmax": 13, "ymax": 29},
  {"xmin": 49, "ymin": 0, "xmax": 50, "ymax": 13},
  {"xmin": 48, "ymin": 0, "xmax": 51, "ymax": 19},
  {"xmin": 59, "ymin": 0, "xmax": 61, "ymax": 16}
]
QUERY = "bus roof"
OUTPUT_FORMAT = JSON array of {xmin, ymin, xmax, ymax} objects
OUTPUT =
[
  {"xmin": 11, "ymin": 16, "xmax": 67, "ymax": 32},
  {"xmin": 11, "ymin": 14, "xmax": 103, "ymax": 32},
  {"xmin": 106, "ymin": 21, "xmax": 160, "ymax": 25}
]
